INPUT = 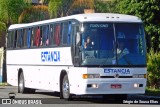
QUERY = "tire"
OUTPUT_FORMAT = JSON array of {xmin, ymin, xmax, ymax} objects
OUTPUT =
[
  {"xmin": 62, "ymin": 75, "xmax": 72, "ymax": 100},
  {"xmin": 18, "ymin": 72, "xmax": 28, "ymax": 93}
]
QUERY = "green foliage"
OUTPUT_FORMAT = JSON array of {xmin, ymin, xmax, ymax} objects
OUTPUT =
[
  {"xmin": 48, "ymin": 0, "xmax": 62, "ymax": 18},
  {"xmin": 8, "ymin": 0, "xmax": 27, "ymax": 23},
  {"xmin": 145, "ymin": 87, "xmax": 160, "ymax": 96},
  {"xmin": 95, "ymin": 0, "xmax": 119, "ymax": 13},
  {"xmin": 0, "ymin": 0, "xmax": 27, "ymax": 25},
  {"xmin": 0, "ymin": 0, "xmax": 11, "ymax": 24},
  {"xmin": 117, "ymin": 0, "xmax": 160, "ymax": 51},
  {"xmin": 62, "ymin": 0, "xmax": 74, "ymax": 16},
  {"xmin": 48, "ymin": 0, "xmax": 95, "ymax": 17},
  {"xmin": 69, "ymin": 0, "xmax": 94, "ymax": 9},
  {"xmin": 0, "ymin": 22, "xmax": 6, "ymax": 33},
  {"xmin": 43, "ymin": 0, "xmax": 50, "ymax": 5},
  {"xmin": 0, "ymin": 21, "xmax": 6, "ymax": 44},
  {"xmin": 147, "ymin": 49, "xmax": 160, "ymax": 89},
  {"xmin": 0, "ymin": 82, "xmax": 8, "ymax": 86},
  {"xmin": 19, "ymin": 5, "xmax": 49, "ymax": 23}
]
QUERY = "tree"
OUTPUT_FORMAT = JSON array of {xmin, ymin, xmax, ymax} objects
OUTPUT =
[
  {"xmin": 69, "ymin": 0, "xmax": 94, "ymax": 10},
  {"xmin": 48, "ymin": 0, "xmax": 76, "ymax": 18},
  {"xmin": 147, "ymin": 49, "xmax": 160, "ymax": 89},
  {"xmin": 0, "ymin": 22, "xmax": 7, "ymax": 44},
  {"xmin": 0, "ymin": 22, "xmax": 6, "ymax": 34},
  {"xmin": 19, "ymin": 5, "xmax": 49, "ymax": 23},
  {"xmin": 68, "ymin": 0, "xmax": 95, "ymax": 15},
  {"xmin": 0, "ymin": 0, "xmax": 27, "ymax": 82},
  {"xmin": 48, "ymin": 0, "xmax": 95, "ymax": 18},
  {"xmin": 48, "ymin": 0, "xmax": 63, "ymax": 18},
  {"xmin": 0, "ymin": 0, "xmax": 27, "ymax": 26},
  {"xmin": 95, "ymin": 0, "xmax": 119, "ymax": 13},
  {"xmin": 117, "ymin": 0, "xmax": 160, "ymax": 51},
  {"xmin": 42, "ymin": 0, "xmax": 50, "ymax": 5}
]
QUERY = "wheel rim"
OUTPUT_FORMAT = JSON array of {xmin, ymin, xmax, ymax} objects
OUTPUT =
[
  {"xmin": 19, "ymin": 74, "xmax": 24, "ymax": 92},
  {"xmin": 63, "ymin": 77, "xmax": 69, "ymax": 98}
]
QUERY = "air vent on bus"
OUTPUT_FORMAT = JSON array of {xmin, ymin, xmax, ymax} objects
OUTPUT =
[{"xmin": 106, "ymin": 16, "xmax": 120, "ymax": 19}]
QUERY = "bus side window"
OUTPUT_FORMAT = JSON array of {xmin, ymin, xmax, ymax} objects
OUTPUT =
[
  {"xmin": 68, "ymin": 22, "xmax": 72, "ymax": 45},
  {"xmin": 8, "ymin": 31, "xmax": 14, "ymax": 48},
  {"xmin": 23, "ymin": 28, "xmax": 28, "ymax": 48},
  {"xmin": 20, "ymin": 29, "xmax": 24, "ymax": 48},
  {"xmin": 14, "ymin": 30, "xmax": 17, "ymax": 48},
  {"xmin": 31, "ymin": 27, "xmax": 35, "ymax": 47},
  {"xmin": 32, "ymin": 27, "xmax": 38, "ymax": 47},
  {"xmin": 42, "ymin": 25, "xmax": 49, "ymax": 46},
  {"xmin": 54, "ymin": 24, "xmax": 60, "ymax": 46},
  {"xmin": 27, "ymin": 28, "xmax": 31, "ymax": 48},
  {"xmin": 16, "ymin": 30, "xmax": 22, "ymax": 48},
  {"xmin": 62, "ymin": 22, "xmax": 69, "ymax": 45},
  {"xmin": 7, "ymin": 32, "xmax": 10, "ymax": 48},
  {"xmin": 20, "ymin": 29, "xmax": 23, "ymax": 48},
  {"xmin": 35, "ymin": 27, "xmax": 41, "ymax": 47},
  {"xmin": 16, "ymin": 30, "xmax": 19, "ymax": 48},
  {"xmin": 49, "ymin": 24, "xmax": 55, "ymax": 45}
]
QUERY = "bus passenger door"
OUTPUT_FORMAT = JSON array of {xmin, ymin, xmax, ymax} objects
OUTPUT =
[{"xmin": 71, "ymin": 23, "xmax": 80, "ymax": 66}]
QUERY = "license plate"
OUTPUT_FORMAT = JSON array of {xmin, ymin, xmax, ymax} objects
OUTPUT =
[{"xmin": 111, "ymin": 84, "xmax": 121, "ymax": 89}]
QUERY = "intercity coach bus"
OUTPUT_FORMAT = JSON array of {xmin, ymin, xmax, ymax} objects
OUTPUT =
[{"xmin": 7, "ymin": 13, "xmax": 147, "ymax": 100}]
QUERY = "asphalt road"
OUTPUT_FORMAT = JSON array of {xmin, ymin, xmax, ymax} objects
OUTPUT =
[{"xmin": 0, "ymin": 86, "xmax": 160, "ymax": 107}]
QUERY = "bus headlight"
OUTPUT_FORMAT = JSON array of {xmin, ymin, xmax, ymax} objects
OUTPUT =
[
  {"xmin": 134, "ymin": 83, "xmax": 139, "ymax": 88},
  {"xmin": 87, "ymin": 84, "xmax": 99, "ymax": 88},
  {"xmin": 82, "ymin": 74, "xmax": 100, "ymax": 79},
  {"xmin": 133, "ymin": 83, "xmax": 143, "ymax": 88},
  {"xmin": 133, "ymin": 74, "xmax": 146, "ymax": 78}
]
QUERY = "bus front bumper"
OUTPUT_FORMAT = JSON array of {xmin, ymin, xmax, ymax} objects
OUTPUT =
[{"xmin": 70, "ymin": 78, "xmax": 146, "ymax": 95}]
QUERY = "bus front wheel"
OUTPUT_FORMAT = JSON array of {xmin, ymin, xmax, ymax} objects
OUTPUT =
[{"xmin": 62, "ymin": 75, "xmax": 72, "ymax": 100}]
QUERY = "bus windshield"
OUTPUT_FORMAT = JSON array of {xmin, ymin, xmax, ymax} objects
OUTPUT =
[{"xmin": 81, "ymin": 23, "xmax": 146, "ymax": 66}]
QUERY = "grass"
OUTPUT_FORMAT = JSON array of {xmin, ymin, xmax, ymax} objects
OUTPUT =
[
  {"xmin": 0, "ymin": 82, "xmax": 8, "ymax": 86},
  {"xmin": 145, "ymin": 87, "xmax": 160, "ymax": 97}
]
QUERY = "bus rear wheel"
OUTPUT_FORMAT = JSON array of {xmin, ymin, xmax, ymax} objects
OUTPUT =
[
  {"xmin": 62, "ymin": 75, "xmax": 72, "ymax": 100},
  {"xmin": 18, "ymin": 72, "xmax": 35, "ymax": 93},
  {"xmin": 18, "ymin": 72, "xmax": 28, "ymax": 93}
]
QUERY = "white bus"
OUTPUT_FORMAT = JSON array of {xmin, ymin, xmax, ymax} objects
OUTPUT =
[{"xmin": 7, "ymin": 13, "xmax": 147, "ymax": 100}]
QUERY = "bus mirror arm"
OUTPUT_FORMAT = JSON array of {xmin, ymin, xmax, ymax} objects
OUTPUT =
[{"xmin": 74, "ymin": 56, "xmax": 81, "ymax": 67}]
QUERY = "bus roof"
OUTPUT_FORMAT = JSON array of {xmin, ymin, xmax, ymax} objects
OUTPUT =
[{"xmin": 8, "ymin": 13, "xmax": 142, "ymax": 30}]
